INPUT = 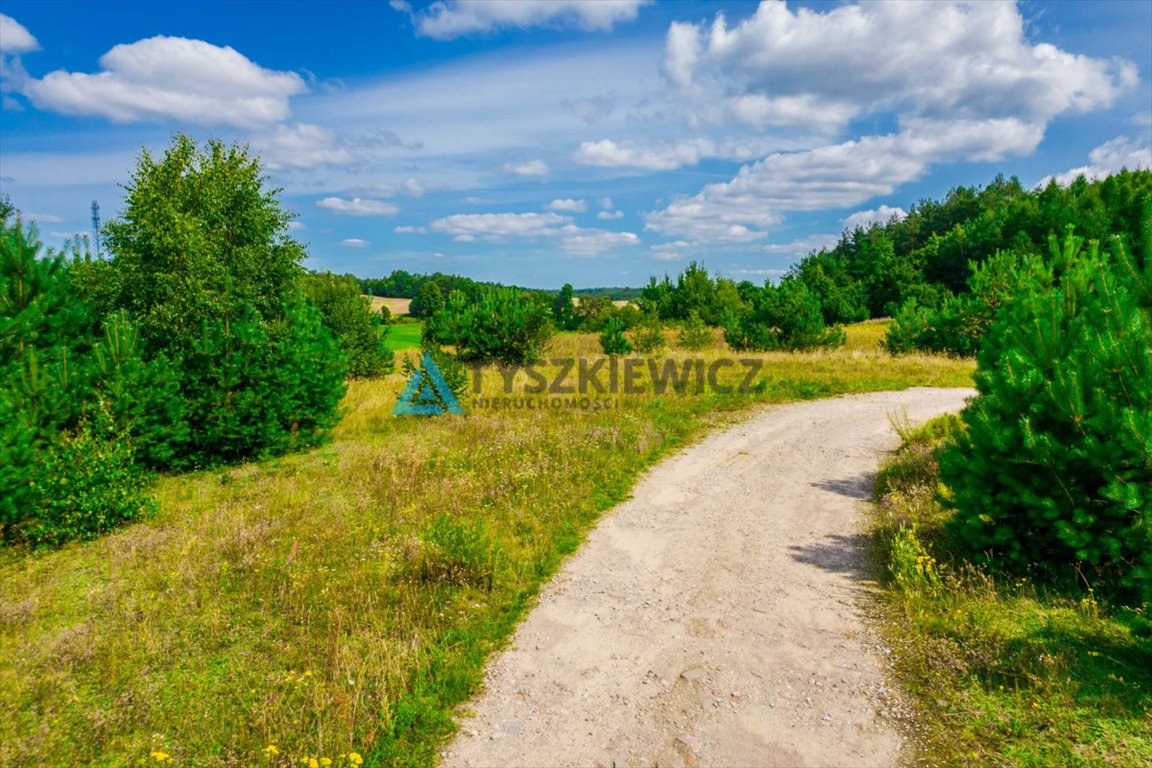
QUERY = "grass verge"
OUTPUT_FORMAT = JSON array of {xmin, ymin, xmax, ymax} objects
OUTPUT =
[
  {"xmin": 384, "ymin": 321, "xmax": 422, "ymax": 352},
  {"xmin": 872, "ymin": 417, "xmax": 1152, "ymax": 767},
  {"xmin": 1, "ymin": 325, "xmax": 973, "ymax": 767}
]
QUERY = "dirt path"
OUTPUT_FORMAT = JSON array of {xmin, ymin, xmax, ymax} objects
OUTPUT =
[{"xmin": 441, "ymin": 387, "xmax": 974, "ymax": 768}]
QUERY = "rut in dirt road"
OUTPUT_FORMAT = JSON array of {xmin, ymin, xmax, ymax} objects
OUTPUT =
[{"xmin": 441, "ymin": 387, "xmax": 975, "ymax": 768}]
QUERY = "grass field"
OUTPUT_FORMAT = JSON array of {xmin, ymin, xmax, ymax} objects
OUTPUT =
[
  {"xmin": 384, "ymin": 321, "xmax": 422, "ymax": 352},
  {"xmin": 872, "ymin": 419, "xmax": 1152, "ymax": 767},
  {"xmin": 0, "ymin": 324, "xmax": 974, "ymax": 767}
]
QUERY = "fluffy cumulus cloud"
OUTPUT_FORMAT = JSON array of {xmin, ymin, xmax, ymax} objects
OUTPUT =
[
  {"xmin": 340, "ymin": 238, "xmax": 369, "ymax": 248},
  {"xmin": 547, "ymin": 198, "xmax": 586, "ymax": 212},
  {"xmin": 429, "ymin": 211, "xmax": 639, "ymax": 256},
  {"xmin": 647, "ymin": 118, "xmax": 1044, "ymax": 241},
  {"xmin": 394, "ymin": 225, "xmax": 428, "ymax": 234},
  {"xmin": 1043, "ymin": 137, "xmax": 1152, "ymax": 186},
  {"xmin": 0, "ymin": 14, "xmax": 38, "ymax": 53},
  {"xmin": 0, "ymin": 13, "xmax": 38, "ymax": 94},
  {"xmin": 503, "ymin": 159, "xmax": 549, "ymax": 176},
  {"xmin": 251, "ymin": 123, "xmax": 354, "ymax": 169},
  {"xmin": 666, "ymin": 1, "xmax": 1136, "ymax": 131},
  {"xmin": 316, "ymin": 197, "xmax": 399, "ymax": 216},
  {"xmin": 21, "ymin": 36, "xmax": 305, "ymax": 128},
  {"xmin": 396, "ymin": 0, "xmax": 650, "ymax": 40},
  {"xmin": 841, "ymin": 205, "xmax": 908, "ymax": 232},
  {"xmin": 761, "ymin": 234, "xmax": 840, "ymax": 259},
  {"xmin": 598, "ymin": 210, "xmax": 624, "ymax": 220}
]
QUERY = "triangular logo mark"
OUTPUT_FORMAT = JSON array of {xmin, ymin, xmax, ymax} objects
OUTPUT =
[{"xmin": 393, "ymin": 352, "xmax": 463, "ymax": 416}]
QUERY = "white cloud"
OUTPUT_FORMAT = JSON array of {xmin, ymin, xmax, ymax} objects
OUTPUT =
[
  {"xmin": 561, "ymin": 229, "xmax": 639, "ymax": 256},
  {"xmin": 599, "ymin": 197, "xmax": 614, "ymax": 209},
  {"xmin": 667, "ymin": 1, "xmax": 1137, "ymax": 131},
  {"xmin": 252, "ymin": 123, "xmax": 354, "ymax": 169},
  {"xmin": 25, "ymin": 212, "xmax": 64, "ymax": 223},
  {"xmin": 646, "ymin": 118, "xmax": 1042, "ymax": 241},
  {"xmin": 841, "ymin": 206, "xmax": 908, "ymax": 232},
  {"xmin": 0, "ymin": 14, "xmax": 38, "ymax": 53},
  {"xmin": 403, "ymin": 0, "xmax": 649, "ymax": 40},
  {"xmin": 575, "ymin": 138, "xmax": 699, "ymax": 171},
  {"xmin": 429, "ymin": 210, "xmax": 639, "ymax": 256},
  {"xmin": 431, "ymin": 211, "xmax": 567, "ymax": 240},
  {"xmin": 394, "ymin": 225, "xmax": 428, "ymax": 234},
  {"xmin": 316, "ymin": 197, "xmax": 399, "ymax": 216},
  {"xmin": 598, "ymin": 210, "xmax": 624, "ymax": 220},
  {"xmin": 340, "ymin": 238, "xmax": 369, "ymax": 248},
  {"xmin": 504, "ymin": 159, "xmax": 549, "ymax": 176},
  {"xmin": 287, "ymin": 221, "xmax": 305, "ymax": 231},
  {"xmin": 761, "ymin": 234, "xmax": 839, "ymax": 258},
  {"xmin": 1042, "ymin": 137, "xmax": 1152, "ymax": 186},
  {"xmin": 547, "ymin": 198, "xmax": 586, "ymax": 212},
  {"xmin": 650, "ymin": 240, "xmax": 693, "ymax": 261},
  {"xmin": 23, "ymin": 36, "xmax": 305, "ymax": 128}
]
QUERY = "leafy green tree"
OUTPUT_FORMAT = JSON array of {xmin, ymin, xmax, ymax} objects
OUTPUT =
[
  {"xmin": 942, "ymin": 230, "xmax": 1152, "ymax": 603},
  {"xmin": 100, "ymin": 134, "xmax": 347, "ymax": 466},
  {"xmin": 552, "ymin": 283, "xmax": 578, "ymax": 331},
  {"xmin": 305, "ymin": 272, "xmax": 395, "ymax": 378},
  {"xmin": 724, "ymin": 278, "xmax": 845, "ymax": 351},
  {"xmin": 409, "ymin": 281, "xmax": 445, "ymax": 319}
]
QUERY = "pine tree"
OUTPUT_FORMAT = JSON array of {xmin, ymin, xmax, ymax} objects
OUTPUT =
[{"xmin": 942, "ymin": 229, "xmax": 1152, "ymax": 602}]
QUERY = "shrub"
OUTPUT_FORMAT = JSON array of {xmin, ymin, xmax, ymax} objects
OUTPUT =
[
  {"xmin": 676, "ymin": 310, "xmax": 713, "ymax": 351},
  {"xmin": 630, "ymin": 316, "xmax": 666, "ymax": 354},
  {"xmin": 23, "ymin": 412, "xmax": 155, "ymax": 547},
  {"xmin": 724, "ymin": 278, "xmax": 845, "ymax": 351},
  {"xmin": 425, "ymin": 287, "xmax": 553, "ymax": 365},
  {"xmin": 942, "ymin": 230, "xmax": 1152, "ymax": 603},
  {"xmin": 305, "ymin": 272, "xmax": 395, "ymax": 378},
  {"xmin": 598, "ymin": 317, "xmax": 632, "ymax": 356}
]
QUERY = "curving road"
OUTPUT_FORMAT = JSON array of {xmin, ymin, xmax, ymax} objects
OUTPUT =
[{"xmin": 441, "ymin": 387, "xmax": 974, "ymax": 768}]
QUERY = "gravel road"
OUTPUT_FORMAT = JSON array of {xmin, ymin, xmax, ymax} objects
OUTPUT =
[{"xmin": 441, "ymin": 387, "xmax": 975, "ymax": 768}]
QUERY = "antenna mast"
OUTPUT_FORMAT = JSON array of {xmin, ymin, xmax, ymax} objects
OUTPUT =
[{"xmin": 90, "ymin": 200, "xmax": 102, "ymax": 258}]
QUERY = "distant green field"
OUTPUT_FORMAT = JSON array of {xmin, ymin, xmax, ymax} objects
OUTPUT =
[{"xmin": 384, "ymin": 321, "xmax": 422, "ymax": 350}]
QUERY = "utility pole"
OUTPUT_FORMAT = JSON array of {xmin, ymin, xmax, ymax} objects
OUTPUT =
[{"xmin": 91, "ymin": 200, "xmax": 102, "ymax": 258}]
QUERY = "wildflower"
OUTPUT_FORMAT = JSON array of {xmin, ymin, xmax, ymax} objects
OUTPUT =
[
  {"xmin": 151, "ymin": 753, "xmax": 173, "ymax": 764},
  {"xmin": 348, "ymin": 754, "xmax": 364, "ymax": 766},
  {"xmin": 320, "ymin": 760, "xmax": 332, "ymax": 767},
  {"xmin": 263, "ymin": 745, "xmax": 280, "ymax": 757}
]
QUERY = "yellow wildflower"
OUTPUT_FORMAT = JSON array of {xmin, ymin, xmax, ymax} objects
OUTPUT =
[
  {"xmin": 151, "ymin": 753, "xmax": 173, "ymax": 764},
  {"xmin": 320, "ymin": 760, "xmax": 332, "ymax": 767},
  {"xmin": 263, "ymin": 745, "xmax": 280, "ymax": 757},
  {"xmin": 348, "ymin": 754, "xmax": 363, "ymax": 767}
]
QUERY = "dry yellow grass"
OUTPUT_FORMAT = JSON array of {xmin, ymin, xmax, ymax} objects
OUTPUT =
[
  {"xmin": 364, "ymin": 296, "xmax": 411, "ymax": 315},
  {"xmin": 0, "ymin": 324, "xmax": 973, "ymax": 767}
]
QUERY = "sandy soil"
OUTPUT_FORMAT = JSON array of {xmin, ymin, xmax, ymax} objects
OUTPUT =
[{"xmin": 441, "ymin": 387, "xmax": 974, "ymax": 768}]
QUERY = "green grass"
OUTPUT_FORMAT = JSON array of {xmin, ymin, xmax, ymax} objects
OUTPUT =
[
  {"xmin": 0, "ymin": 324, "xmax": 975, "ymax": 767},
  {"xmin": 872, "ymin": 418, "xmax": 1152, "ymax": 767},
  {"xmin": 383, "ymin": 321, "xmax": 421, "ymax": 352}
]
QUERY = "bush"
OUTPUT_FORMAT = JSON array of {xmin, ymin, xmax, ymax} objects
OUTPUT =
[
  {"xmin": 630, "ymin": 316, "xmax": 666, "ymax": 354},
  {"xmin": 885, "ymin": 250, "xmax": 1024, "ymax": 356},
  {"xmin": 725, "ymin": 277, "xmax": 846, "ymax": 351},
  {"xmin": 598, "ymin": 318, "xmax": 633, "ymax": 356},
  {"xmin": 22, "ymin": 413, "xmax": 155, "ymax": 547},
  {"xmin": 942, "ymin": 230, "xmax": 1152, "ymax": 603},
  {"xmin": 305, "ymin": 272, "xmax": 395, "ymax": 378},
  {"xmin": 676, "ymin": 310, "xmax": 713, "ymax": 351},
  {"xmin": 424, "ymin": 287, "xmax": 553, "ymax": 365}
]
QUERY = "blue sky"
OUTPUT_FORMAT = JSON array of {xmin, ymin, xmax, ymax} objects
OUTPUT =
[{"xmin": 1, "ymin": 0, "xmax": 1150, "ymax": 289}]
